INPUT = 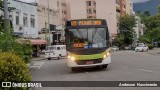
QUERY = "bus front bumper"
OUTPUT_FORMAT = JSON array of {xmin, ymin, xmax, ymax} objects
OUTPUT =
[{"xmin": 67, "ymin": 56, "xmax": 111, "ymax": 68}]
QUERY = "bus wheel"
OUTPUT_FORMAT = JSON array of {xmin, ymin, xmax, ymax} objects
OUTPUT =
[
  {"xmin": 102, "ymin": 64, "xmax": 108, "ymax": 69},
  {"xmin": 71, "ymin": 67, "xmax": 78, "ymax": 72},
  {"xmin": 48, "ymin": 58, "xmax": 51, "ymax": 60}
]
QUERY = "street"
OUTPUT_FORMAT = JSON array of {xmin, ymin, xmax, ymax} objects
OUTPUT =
[{"xmin": 29, "ymin": 50, "xmax": 160, "ymax": 90}]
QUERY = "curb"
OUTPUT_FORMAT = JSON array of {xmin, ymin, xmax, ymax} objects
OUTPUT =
[{"xmin": 32, "ymin": 58, "xmax": 46, "ymax": 61}]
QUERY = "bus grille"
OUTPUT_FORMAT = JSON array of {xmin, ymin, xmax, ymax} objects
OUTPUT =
[{"xmin": 75, "ymin": 58, "xmax": 103, "ymax": 65}]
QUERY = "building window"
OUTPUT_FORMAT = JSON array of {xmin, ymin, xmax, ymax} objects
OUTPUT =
[
  {"xmin": 93, "ymin": 10, "xmax": 96, "ymax": 13},
  {"xmin": 57, "ymin": 1, "xmax": 59, "ymax": 7},
  {"xmin": 87, "ymin": 1, "xmax": 91, "ymax": 6},
  {"xmin": 89, "ymin": 8, "xmax": 92, "ymax": 14},
  {"xmin": 31, "ymin": 15, "xmax": 35, "ymax": 27},
  {"xmin": 16, "ymin": 12, "xmax": 19, "ymax": 25},
  {"xmin": 93, "ymin": 1, "xmax": 96, "ymax": 6},
  {"xmin": 116, "ymin": 0, "xmax": 120, "ymax": 5},
  {"xmin": 87, "ymin": 16, "xmax": 92, "ymax": 18},
  {"xmin": 23, "ymin": 13, "xmax": 28, "ymax": 27}
]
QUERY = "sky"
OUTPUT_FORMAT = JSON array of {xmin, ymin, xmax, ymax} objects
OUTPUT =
[{"xmin": 131, "ymin": 0, "xmax": 151, "ymax": 3}]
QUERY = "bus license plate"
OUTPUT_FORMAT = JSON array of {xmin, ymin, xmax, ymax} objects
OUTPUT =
[{"xmin": 86, "ymin": 61, "xmax": 93, "ymax": 64}]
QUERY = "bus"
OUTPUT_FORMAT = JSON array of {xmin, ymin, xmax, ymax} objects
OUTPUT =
[{"xmin": 65, "ymin": 19, "xmax": 111, "ymax": 71}]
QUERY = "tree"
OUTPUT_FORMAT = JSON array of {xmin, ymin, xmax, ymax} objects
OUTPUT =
[
  {"xmin": 113, "ymin": 34, "xmax": 124, "ymax": 48},
  {"xmin": 140, "ymin": 14, "xmax": 160, "ymax": 44},
  {"xmin": 0, "ymin": 0, "xmax": 32, "ymax": 63},
  {"xmin": 144, "ymin": 14, "xmax": 160, "ymax": 32},
  {"xmin": 118, "ymin": 15, "xmax": 136, "ymax": 46},
  {"xmin": 158, "ymin": 5, "xmax": 160, "ymax": 14},
  {"xmin": 144, "ymin": 11, "xmax": 150, "ymax": 16}
]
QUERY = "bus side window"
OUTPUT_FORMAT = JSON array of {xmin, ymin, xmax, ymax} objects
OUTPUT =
[{"xmin": 57, "ymin": 47, "xmax": 60, "ymax": 50}]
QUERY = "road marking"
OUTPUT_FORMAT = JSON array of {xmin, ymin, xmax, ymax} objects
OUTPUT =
[
  {"xmin": 38, "ymin": 61, "xmax": 45, "ymax": 70},
  {"xmin": 138, "ymin": 69, "xmax": 153, "ymax": 73}
]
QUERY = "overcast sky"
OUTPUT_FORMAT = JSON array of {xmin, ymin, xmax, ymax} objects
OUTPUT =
[{"xmin": 131, "ymin": 0, "xmax": 151, "ymax": 3}]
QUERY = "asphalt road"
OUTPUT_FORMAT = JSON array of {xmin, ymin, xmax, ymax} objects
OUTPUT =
[{"xmin": 30, "ymin": 50, "xmax": 160, "ymax": 90}]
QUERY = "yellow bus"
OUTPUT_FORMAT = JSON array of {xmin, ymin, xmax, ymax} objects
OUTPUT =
[{"xmin": 65, "ymin": 19, "xmax": 111, "ymax": 71}]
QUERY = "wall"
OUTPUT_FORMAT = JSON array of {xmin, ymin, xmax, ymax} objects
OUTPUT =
[{"xmin": 8, "ymin": 0, "xmax": 38, "ymax": 38}]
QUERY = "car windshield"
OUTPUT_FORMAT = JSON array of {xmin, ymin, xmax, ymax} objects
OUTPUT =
[{"xmin": 138, "ymin": 45, "xmax": 144, "ymax": 47}]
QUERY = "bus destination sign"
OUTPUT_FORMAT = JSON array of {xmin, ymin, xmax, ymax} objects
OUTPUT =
[{"xmin": 71, "ymin": 20, "xmax": 102, "ymax": 26}]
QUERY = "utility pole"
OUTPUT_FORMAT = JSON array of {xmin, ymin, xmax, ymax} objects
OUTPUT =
[
  {"xmin": 109, "ymin": 13, "xmax": 113, "ymax": 47},
  {"xmin": 3, "ymin": 0, "xmax": 10, "ymax": 34},
  {"xmin": 47, "ymin": 0, "xmax": 51, "ymax": 46}
]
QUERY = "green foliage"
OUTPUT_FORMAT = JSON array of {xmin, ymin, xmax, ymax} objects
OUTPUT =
[
  {"xmin": 0, "ymin": 33, "xmax": 32, "ymax": 63},
  {"xmin": 144, "ymin": 14, "xmax": 160, "ymax": 31},
  {"xmin": 136, "ymin": 11, "xmax": 150, "ymax": 23},
  {"xmin": 113, "ymin": 34, "xmax": 124, "ymax": 47},
  {"xmin": 0, "ymin": 51, "xmax": 31, "ymax": 90},
  {"xmin": 140, "ymin": 14, "xmax": 160, "ymax": 43},
  {"xmin": 0, "ymin": 0, "xmax": 31, "ymax": 63},
  {"xmin": 119, "ymin": 15, "xmax": 136, "ymax": 31},
  {"xmin": 158, "ymin": 5, "xmax": 160, "ymax": 14},
  {"xmin": 147, "ymin": 44, "xmax": 154, "ymax": 50},
  {"xmin": 118, "ymin": 15, "xmax": 136, "ymax": 45}
]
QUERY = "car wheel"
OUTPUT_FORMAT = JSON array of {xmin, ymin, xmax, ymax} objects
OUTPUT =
[{"xmin": 142, "ymin": 49, "xmax": 144, "ymax": 52}]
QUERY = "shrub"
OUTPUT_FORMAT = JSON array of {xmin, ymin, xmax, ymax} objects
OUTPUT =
[
  {"xmin": 0, "ymin": 34, "xmax": 32, "ymax": 63},
  {"xmin": 0, "ymin": 51, "xmax": 31, "ymax": 90},
  {"xmin": 147, "ymin": 44, "xmax": 154, "ymax": 50}
]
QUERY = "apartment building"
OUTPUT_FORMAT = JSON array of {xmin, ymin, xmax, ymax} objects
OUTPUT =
[
  {"xmin": 134, "ymin": 16, "xmax": 145, "ymax": 39},
  {"xmin": 66, "ymin": 0, "xmax": 117, "ymax": 37},
  {"xmin": 8, "ymin": 0, "xmax": 38, "ymax": 38},
  {"xmin": 116, "ymin": 0, "xmax": 134, "ymax": 17}
]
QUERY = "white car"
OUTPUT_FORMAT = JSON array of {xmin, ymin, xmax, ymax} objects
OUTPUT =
[
  {"xmin": 135, "ymin": 45, "xmax": 149, "ymax": 52},
  {"xmin": 112, "ymin": 46, "xmax": 119, "ymax": 51}
]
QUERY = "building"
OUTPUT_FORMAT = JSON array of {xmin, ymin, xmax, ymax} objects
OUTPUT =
[
  {"xmin": 37, "ymin": 0, "xmax": 67, "ymax": 45},
  {"xmin": 37, "ymin": 0, "xmax": 59, "ymax": 45},
  {"xmin": 134, "ymin": 16, "xmax": 145, "ymax": 39},
  {"xmin": 116, "ymin": 0, "xmax": 134, "ymax": 17},
  {"xmin": 8, "ymin": 0, "xmax": 38, "ymax": 38},
  {"xmin": 126, "ymin": 0, "xmax": 134, "ymax": 15},
  {"xmin": 66, "ymin": 0, "xmax": 117, "ymax": 37}
]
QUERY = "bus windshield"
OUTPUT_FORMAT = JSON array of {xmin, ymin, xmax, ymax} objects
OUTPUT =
[{"xmin": 66, "ymin": 28, "xmax": 107, "ymax": 49}]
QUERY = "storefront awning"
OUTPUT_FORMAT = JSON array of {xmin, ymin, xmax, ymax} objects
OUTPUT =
[{"xmin": 30, "ymin": 39, "xmax": 47, "ymax": 45}]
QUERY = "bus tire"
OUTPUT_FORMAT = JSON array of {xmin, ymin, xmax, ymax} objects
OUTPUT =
[
  {"xmin": 71, "ymin": 67, "xmax": 78, "ymax": 72},
  {"xmin": 48, "ymin": 58, "xmax": 51, "ymax": 60},
  {"xmin": 102, "ymin": 64, "xmax": 108, "ymax": 69}
]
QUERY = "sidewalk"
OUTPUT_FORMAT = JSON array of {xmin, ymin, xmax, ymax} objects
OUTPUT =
[
  {"xmin": 147, "ymin": 48, "xmax": 160, "ymax": 55},
  {"xmin": 32, "ymin": 54, "xmax": 46, "ymax": 61}
]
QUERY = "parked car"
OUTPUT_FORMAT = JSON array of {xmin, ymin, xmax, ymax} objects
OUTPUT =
[
  {"xmin": 135, "ymin": 45, "xmax": 149, "ymax": 52},
  {"xmin": 112, "ymin": 46, "xmax": 119, "ymax": 51}
]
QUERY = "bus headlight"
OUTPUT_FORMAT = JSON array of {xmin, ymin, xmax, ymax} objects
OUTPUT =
[
  {"xmin": 71, "ymin": 57, "xmax": 75, "ymax": 61},
  {"xmin": 103, "ymin": 55, "xmax": 107, "ymax": 58},
  {"xmin": 103, "ymin": 52, "xmax": 110, "ymax": 59},
  {"xmin": 68, "ymin": 55, "xmax": 71, "ymax": 59},
  {"xmin": 106, "ymin": 52, "xmax": 110, "ymax": 56}
]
